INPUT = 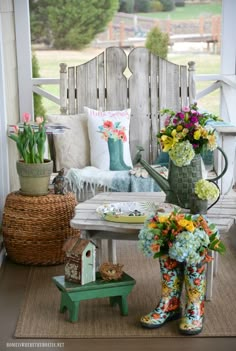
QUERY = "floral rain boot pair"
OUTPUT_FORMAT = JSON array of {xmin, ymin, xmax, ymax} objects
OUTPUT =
[
  {"xmin": 179, "ymin": 262, "xmax": 206, "ymax": 335},
  {"xmin": 140, "ymin": 255, "xmax": 184, "ymax": 328},
  {"xmin": 140, "ymin": 256, "xmax": 206, "ymax": 335}
]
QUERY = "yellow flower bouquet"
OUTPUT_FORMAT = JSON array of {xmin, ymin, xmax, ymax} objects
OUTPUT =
[{"xmin": 158, "ymin": 103, "xmax": 221, "ymax": 167}]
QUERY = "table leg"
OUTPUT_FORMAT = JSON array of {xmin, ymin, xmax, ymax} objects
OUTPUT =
[
  {"xmin": 206, "ymin": 251, "xmax": 214, "ymax": 301},
  {"xmin": 108, "ymin": 239, "xmax": 117, "ymax": 263}
]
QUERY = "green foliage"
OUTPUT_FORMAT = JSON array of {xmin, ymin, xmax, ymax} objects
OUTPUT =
[
  {"xmin": 150, "ymin": 1, "xmax": 164, "ymax": 12},
  {"xmin": 175, "ymin": 0, "xmax": 185, "ymax": 7},
  {"xmin": 30, "ymin": 0, "xmax": 119, "ymax": 50},
  {"xmin": 145, "ymin": 26, "xmax": 169, "ymax": 59},
  {"xmin": 29, "ymin": 0, "xmax": 52, "ymax": 45},
  {"xmin": 160, "ymin": 0, "xmax": 175, "ymax": 11},
  {"xmin": 134, "ymin": 0, "xmax": 150, "ymax": 13},
  {"xmin": 119, "ymin": 0, "xmax": 135, "ymax": 13},
  {"xmin": 32, "ymin": 52, "xmax": 46, "ymax": 117}
]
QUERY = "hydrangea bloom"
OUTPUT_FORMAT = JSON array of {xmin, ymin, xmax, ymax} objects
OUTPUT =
[
  {"xmin": 138, "ymin": 210, "xmax": 226, "ymax": 264},
  {"xmin": 168, "ymin": 140, "xmax": 195, "ymax": 167},
  {"xmin": 194, "ymin": 179, "xmax": 220, "ymax": 200}
]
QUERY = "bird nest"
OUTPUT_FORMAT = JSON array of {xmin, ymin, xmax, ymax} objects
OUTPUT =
[{"xmin": 99, "ymin": 262, "xmax": 124, "ymax": 281}]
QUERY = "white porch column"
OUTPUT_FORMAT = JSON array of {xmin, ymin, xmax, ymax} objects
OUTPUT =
[
  {"xmin": 221, "ymin": 0, "xmax": 236, "ymax": 122},
  {"xmin": 14, "ymin": 0, "xmax": 33, "ymax": 119},
  {"xmin": 217, "ymin": 0, "xmax": 236, "ymax": 192},
  {"xmin": 0, "ymin": 14, "xmax": 10, "ymax": 219}
]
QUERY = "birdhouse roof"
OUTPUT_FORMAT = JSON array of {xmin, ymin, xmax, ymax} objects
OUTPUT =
[{"xmin": 63, "ymin": 236, "xmax": 95, "ymax": 255}]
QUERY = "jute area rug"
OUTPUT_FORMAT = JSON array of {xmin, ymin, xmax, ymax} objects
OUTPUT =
[{"xmin": 15, "ymin": 237, "xmax": 236, "ymax": 338}]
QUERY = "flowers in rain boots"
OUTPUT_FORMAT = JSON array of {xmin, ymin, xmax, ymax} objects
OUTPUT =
[
  {"xmin": 138, "ymin": 210, "xmax": 225, "ymax": 263},
  {"xmin": 138, "ymin": 209, "xmax": 226, "ymax": 334},
  {"xmin": 179, "ymin": 262, "xmax": 206, "ymax": 335},
  {"xmin": 140, "ymin": 255, "xmax": 184, "ymax": 328}
]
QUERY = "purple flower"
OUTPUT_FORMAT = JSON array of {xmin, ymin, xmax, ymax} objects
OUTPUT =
[
  {"xmin": 182, "ymin": 106, "xmax": 190, "ymax": 112},
  {"xmin": 176, "ymin": 112, "xmax": 185, "ymax": 119},
  {"xmin": 190, "ymin": 116, "xmax": 199, "ymax": 124}
]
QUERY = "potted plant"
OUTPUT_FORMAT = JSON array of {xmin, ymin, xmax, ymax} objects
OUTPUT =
[{"xmin": 9, "ymin": 112, "xmax": 53, "ymax": 196}]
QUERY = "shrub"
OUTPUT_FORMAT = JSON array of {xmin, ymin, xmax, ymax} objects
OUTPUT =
[
  {"xmin": 145, "ymin": 26, "xmax": 169, "ymax": 59},
  {"xmin": 160, "ymin": 0, "xmax": 175, "ymax": 11},
  {"xmin": 134, "ymin": 0, "xmax": 150, "ymax": 13},
  {"xmin": 32, "ymin": 52, "xmax": 46, "ymax": 117},
  {"xmin": 150, "ymin": 1, "xmax": 164, "ymax": 12},
  {"xmin": 175, "ymin": 0, "xmax": 185, "ymax": 7}
]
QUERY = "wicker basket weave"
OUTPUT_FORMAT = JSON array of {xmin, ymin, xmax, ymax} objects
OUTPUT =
[{"xmin": 2, "ymin": 191, "xmax": 79, "ymax": 265}]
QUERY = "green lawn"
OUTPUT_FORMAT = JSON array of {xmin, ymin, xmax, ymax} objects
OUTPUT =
[
  {"xmin": 36, "ymin": 49, "xmax": 221, "ymax": 117},
  {"xmin": 139, "ymin": 2, "xmax": 221, "ymax": 20}
]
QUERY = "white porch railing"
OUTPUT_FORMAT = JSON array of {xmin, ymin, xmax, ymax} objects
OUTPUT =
[
  {"xmin": 32, "ymin": 73, "xmax": 236, "ymax": 120},
  {"xmin": 31, "ymin": 73, "xmax": 236, "ymax": 195}
]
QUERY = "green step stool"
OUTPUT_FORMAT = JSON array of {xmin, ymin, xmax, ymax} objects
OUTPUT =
[{"xmin": 52, "ymin": 272, "xmax": 136, "ymax": 322}]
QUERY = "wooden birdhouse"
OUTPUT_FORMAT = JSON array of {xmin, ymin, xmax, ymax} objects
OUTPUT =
[{"xmin": 63, "ymin": 237, "xmax": 96, "ymax": 285}]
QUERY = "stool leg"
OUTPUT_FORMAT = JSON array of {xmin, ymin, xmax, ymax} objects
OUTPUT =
[
  {"xmin": 59, "ymin": 292, "xmax": 67, "ymax": 313},
  {"xmin": 120, "ymin": 295, "xmax": 128, "ymax": 316},
  {"xmin": 69, "ymin": 301, "xmax": 80, "ymax": 323},
  {"xmin": 109, "ymin": 296, "xmax": 128, "ymax": 316}
]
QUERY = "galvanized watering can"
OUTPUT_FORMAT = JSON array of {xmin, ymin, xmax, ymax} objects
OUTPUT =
[{"xmin": 133, "ymin": 146, "xmax": 228, "ymax": 210}]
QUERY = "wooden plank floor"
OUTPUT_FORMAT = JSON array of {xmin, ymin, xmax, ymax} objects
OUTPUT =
[{"xmin": 1, "ymin": 233, "xmax": 236, "ymax": 351}]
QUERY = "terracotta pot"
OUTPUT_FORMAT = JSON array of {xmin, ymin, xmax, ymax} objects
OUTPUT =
[{"xmin": 16, "ymin": 159, "xmax": 53, "ymax": 196}]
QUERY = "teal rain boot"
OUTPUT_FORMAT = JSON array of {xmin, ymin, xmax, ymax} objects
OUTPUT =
[
  {"xmin": 108, "ymin": 138, "xmax": 131, "ymax": 170},
  {"xmin": 179, "ymin": 262, "xmax": 206, "ymax": 335},
  {"xmin": 140, "ymin": 255, "xmax": 184, "ymax": 329}
]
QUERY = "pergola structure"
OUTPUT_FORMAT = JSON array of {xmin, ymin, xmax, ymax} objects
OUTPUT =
[{"xmin": 0, "ymin": 0, "xmax": 236, "ymax": 217}]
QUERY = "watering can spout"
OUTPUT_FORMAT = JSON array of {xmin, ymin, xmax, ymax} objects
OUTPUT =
[{"xmin": 133, "ymin": 146, "xmax": 171, "ymax": 193}]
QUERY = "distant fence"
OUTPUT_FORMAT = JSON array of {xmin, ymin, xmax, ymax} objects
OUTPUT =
[{"xmin": 93, "ymin": 13, "xmax": 221, "ymax": 52}]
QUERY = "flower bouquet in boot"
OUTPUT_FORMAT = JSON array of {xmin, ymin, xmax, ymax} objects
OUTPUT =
[{"xmin": 138, "ymin": 209, "xmax": 226, "ymax": 333}]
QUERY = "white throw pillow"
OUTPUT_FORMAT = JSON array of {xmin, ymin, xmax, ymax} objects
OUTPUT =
[
  {"xmin": 84, "ymin": 107, "xmax": 133, "ymax": 171},
  {"xmin": 47, "ymin": 114, "xmax": 90, "ymax": 172}
]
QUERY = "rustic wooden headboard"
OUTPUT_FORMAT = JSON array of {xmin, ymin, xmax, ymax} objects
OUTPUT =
[{"xmin": 56, "ymin": 47, "xmax": 196, "ymax": 165}]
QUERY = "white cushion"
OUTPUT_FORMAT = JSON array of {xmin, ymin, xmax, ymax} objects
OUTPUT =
[
  {"xmin": 47, "ymin": 114, "xmax": 90, "ymax": 172},
  {"xmin": 84, "ymin": 107, "xmax": 133, "ymax": 171}
]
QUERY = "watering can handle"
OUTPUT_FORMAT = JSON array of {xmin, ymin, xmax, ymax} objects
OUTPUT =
[
  {"xmin": 206, "ymin": 146, "xmax": 228, "ymax": 182},
  {"xmin": 206, "ymin": 180, "xmax": 221, "ymax": 211}
]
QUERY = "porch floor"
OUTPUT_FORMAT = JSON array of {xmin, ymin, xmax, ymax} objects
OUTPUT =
[{"xmin": 1, "ymin": 225, "xmax": 236, "ymax": 351}]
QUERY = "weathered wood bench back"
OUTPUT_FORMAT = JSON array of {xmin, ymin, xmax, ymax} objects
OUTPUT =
[{"xmin": 59, "ymin": 47, "xmax": 196, "ymax": 163}]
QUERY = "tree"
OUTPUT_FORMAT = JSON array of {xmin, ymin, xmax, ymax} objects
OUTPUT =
[
  {"xmin": 119, "ymin": 0, "xmax": 135, "ymax": 13},
  {"xmin": 160, "ymin": 0, "xmax": 175, "ymax": 11},
  {"xmin": 145, "ymin": 26, "xmax": 169, "ymax": 59},
  {"xmin": 29, "ymin": 0, "xmax": 52, "ymax": 45},
  {"xmin": 30, "ymin": 0, "xmax": 119, "ymax": 49}
]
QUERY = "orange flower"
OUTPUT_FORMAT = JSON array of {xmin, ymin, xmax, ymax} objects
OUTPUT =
[
  {"xmin": 163, "ymin": 273, "xmax": 171, "ymax": 282},
  {"xmin": 103, "ymin": 120, "xmax": 113, "ymax": 129},
  {"xmin": 118, "ymin": 130, "xmax": 127, "ymax": 142},
  {"xmin": 167, "ymin": 297, "xmax": 180, "ymax": 311},
  {"xmin": 151, "ymin": 243, "xmax": 160, "ymax": 253},
  {"xmin": 194, "ymin": 278, "xmax": 201, "ymax": 286}
]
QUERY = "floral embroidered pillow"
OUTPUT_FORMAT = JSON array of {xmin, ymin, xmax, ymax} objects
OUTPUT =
[{"xmin": 84, "ymin": 107, "xmax": 133, "ymax": 171}]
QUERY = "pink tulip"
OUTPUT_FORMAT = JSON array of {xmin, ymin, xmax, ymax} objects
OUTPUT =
[
  {"xmin": 23, "ymin": 112, "xmax": 31, "ymax": 123},
  {"xmin": 13, "ymin": 125, "xmax": 19, "ymax": 133}
]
